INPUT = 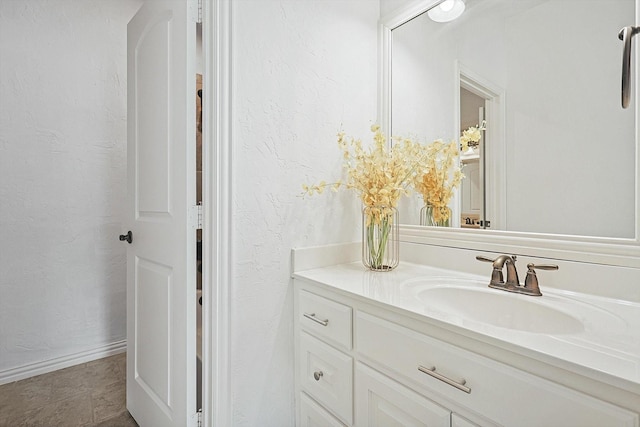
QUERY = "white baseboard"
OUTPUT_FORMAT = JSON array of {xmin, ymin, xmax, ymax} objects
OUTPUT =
[{"xmin": 0, "ymin": 340, "xmax": 127, "ymax": 385}]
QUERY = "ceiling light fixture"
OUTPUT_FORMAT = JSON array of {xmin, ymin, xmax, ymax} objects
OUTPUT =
[{"xmin": 428, "ymin": 0, "xmax": 466, "ymax": 23}]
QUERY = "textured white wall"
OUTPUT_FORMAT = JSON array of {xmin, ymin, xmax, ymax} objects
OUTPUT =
[
  {"xmin": 231, "ymin": 0, "xmax": 379, "ymax": 424},
  {"xmin": 0, "ymin": 0, "xmax": 142, "ymax": 376},
  {"xmin": 0, "ymin": 0, "xmax": 379, "ymax": 421}
]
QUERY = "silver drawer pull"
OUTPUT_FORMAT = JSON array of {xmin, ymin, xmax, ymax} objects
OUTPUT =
[
  {"xmin": 303, "ymin": 312, "xmax": 329, "ymax": 326},
  {"xmin": 418, "ymin": 365, "xmax": 471, "ymax": 394},
  {"xmin": 313, "ymin": 371, "xmax": 323, "ymax": 381}
]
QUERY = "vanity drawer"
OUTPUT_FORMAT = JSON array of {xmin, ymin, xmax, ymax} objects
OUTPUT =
[
  {"xmin": 356, "ymin": 312, "xmax": 637, "ymax": 427},
  {"xmin": 299, "ymin": 332, "xmax": 353, "ymax": 425},
  {"xmin": 299, "ymin": 290, "xmax": 352, "ymax": 350},
  {"xmin": 299, "ymin": 392, "xmax": 347, "ymax": 427}
]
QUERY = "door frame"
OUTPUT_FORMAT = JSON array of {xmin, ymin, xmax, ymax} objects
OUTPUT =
[
  {"xmin": 201, "ymin": 1, "xmax": 232, "ymax": 426},
  {"xmin": 456, "ymin": 63, "xmax": 506, "ymax": 231}
]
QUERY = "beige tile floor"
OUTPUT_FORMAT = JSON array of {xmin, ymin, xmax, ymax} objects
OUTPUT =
[{"xmin": 0, "ymin": 352, "xmax": 137, "ymax": 427}]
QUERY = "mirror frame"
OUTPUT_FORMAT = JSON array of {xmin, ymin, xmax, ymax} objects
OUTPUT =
[{"xmin": 378, "ymin": 0, "xmax": 640, "ymax": 268}]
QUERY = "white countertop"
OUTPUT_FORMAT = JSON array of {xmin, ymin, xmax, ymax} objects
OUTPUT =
[{"xmin": 293, "ymin": 261, "xmax": 640, "ymax": 394}]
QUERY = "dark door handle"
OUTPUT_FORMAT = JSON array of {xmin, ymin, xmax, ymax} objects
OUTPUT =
[{"xmin": 119, "ymin": 231, "xmax": 133, "ymax": 244}]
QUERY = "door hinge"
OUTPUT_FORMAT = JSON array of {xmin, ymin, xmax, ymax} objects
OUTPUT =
[
  {"xmin": 191, "ymin": 203, "xmax": 203, "ymax": 230},
  {"xmin": 195, "ymin": 0, "xmax": 202, "ymax": 23},
  {"xmin": 189, "ymin": 409, "xmax": 202, "ymax": 427},
  {"xmin": 190, "ymin": 0, "xmax": 202, "ymax": 23}
]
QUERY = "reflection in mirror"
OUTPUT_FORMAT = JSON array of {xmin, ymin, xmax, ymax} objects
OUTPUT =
[
  {"xmin": 460, "ymin": 87, "xmax": 485, "ymax": 229},
  {"xmin": 392, "ymin": 0, "xmax": 636, "ymax": 238}
]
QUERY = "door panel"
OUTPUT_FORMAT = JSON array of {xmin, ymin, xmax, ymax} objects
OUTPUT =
[
  {"xmin": 126, "ymin": 1, "xmax": 196, "ymax": 426},
  {"xmin": 136, "ymin": 258, "xmax": 171, "ymax": 410},
  {"xmin": 135, "ymin": 14, "xmax": 171, "ymax": 215}
]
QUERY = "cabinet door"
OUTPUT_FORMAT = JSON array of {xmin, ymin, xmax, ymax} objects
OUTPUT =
[{"xmin": 356, "ymin": 363, "xmax": 450, "ymax": 427}]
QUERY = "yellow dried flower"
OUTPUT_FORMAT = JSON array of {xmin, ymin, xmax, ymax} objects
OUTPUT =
[
  {"xmin": 302, "ymin": 126, "xmax": 425, "ymax": 225},
  {"xmin": 302, "ymin": 122, "xmax": 485, "ymax": 227},
  {"xmin": 412, "ymin": 124, "xmax": 484, "ymax": 223}
]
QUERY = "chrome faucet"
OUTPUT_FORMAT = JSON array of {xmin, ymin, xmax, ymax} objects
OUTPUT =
[{"xmin": 476, "ymin": 255, "xmax": 558, "ymax": 296}]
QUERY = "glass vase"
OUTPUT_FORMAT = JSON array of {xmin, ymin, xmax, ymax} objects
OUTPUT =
[
  {"xmin": 362, "ymin": 205, "xmax": 399, "ymax": 271},
  {"xmin": 420, "ymin": 204, "xmax": 450, "ymax": 227}
]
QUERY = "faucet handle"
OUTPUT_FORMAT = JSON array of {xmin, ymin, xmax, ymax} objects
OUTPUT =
[
  {"xmin": 523, "ymin": 263, "xmax": 559, "ymax": 296},
  {"xmin": 528, "ymin": 263, "xmax": 559, "ymax": 271},
  {"xmin": 476, "ymin": 255, "xmax": 517, "ymax": 287},
  {"xmin": 475, "ymin": 255, "xmax": 518, "ymax": 263},
  {"xmin": 476, "ymin": 255, "xmax": 503, "ymax": 285}
]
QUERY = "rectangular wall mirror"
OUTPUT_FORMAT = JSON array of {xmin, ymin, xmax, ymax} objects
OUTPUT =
[{"xmin": 389, "ymin": 0, "xmax": 637, "ymax": 240}]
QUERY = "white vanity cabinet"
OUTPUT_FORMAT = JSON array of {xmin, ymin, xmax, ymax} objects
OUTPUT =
[{"xmin": 294, "ymin": 279, "xmax": 639, "ymax": 427}]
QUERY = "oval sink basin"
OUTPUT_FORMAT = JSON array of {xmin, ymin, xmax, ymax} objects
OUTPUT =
[
  {"xmin": 416, "ymin": 285, "xmax": 584, "ymax": 334},
  {"xmin": 397, "ymin": 277, "xmax": 595, "ymax": 334}
]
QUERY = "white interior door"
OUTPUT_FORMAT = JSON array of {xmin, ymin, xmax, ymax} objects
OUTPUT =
[{"xmin": 126, "ymin": 1, "xmax": 197, "ymax": 426}]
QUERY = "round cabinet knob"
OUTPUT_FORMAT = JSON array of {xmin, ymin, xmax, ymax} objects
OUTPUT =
[{"xmin": 313, "ymin": 371, "xmax": 323, "ymax": 381}]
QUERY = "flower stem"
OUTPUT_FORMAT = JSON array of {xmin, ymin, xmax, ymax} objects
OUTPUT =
[{"xmin": 367, "ymin": 216, "xmax": 391, "ymax": 269}]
